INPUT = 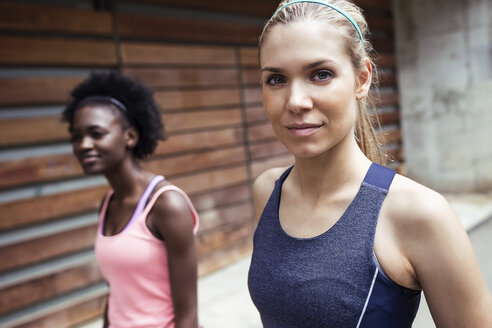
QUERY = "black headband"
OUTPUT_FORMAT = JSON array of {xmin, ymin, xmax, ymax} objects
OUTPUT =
[{"xmin": 77, "ymin": 95, "xmax": 128, "ymax": 113}]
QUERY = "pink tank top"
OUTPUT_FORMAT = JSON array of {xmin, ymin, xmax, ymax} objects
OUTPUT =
[{"xmin": 95, "ymin": 176, "xmax": 199, "ymax": 328}]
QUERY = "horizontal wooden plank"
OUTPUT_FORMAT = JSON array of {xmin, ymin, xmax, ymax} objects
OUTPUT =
[
  {"xmin": 0, "ymin": 76, "xmax": 84, "ymax": 107},
  {"xmin": 0, "ymin": 116, "xmax": 68, "ymax": 147},
  {"xmin": 16, "ymin": 293, "xmax": 106, "ymax": 328},
  {"xmin": 240, "ymin": 47, "xmax": 259, "ymax": 67},
  {"xmin": 199, "ymin": 202, "xmax": 253, "ymax": 234},
  {"xmin": 0, "ymin": 36, "xmax": 117, "ymax": 66},
  {"xmin": 374, "ymin": 53, "xmax": 396, "ymax": 68},
  {"xmin": 366, "ymin": 14, "xmax": 393, "ymax": 31},
  {"xmin": 0, "ymin": 185, "xmax": 107, "ymax": 231},
  {"xmin": 0, "ymin": 142, "xmax": 246, "ymax": 190},
  {"xmin": 377, "ymin": 110, "xmax": 400, "ymax": 126},
  {"xmin": 354, "ymin": 0, "xmax": 393, "ymax": 11},
  {"xmin": 198, "ymin": 237, "xmax": 252, "ymax": 276},
  {"xmin": 0, "ymin": 260, "xmax": 102, "ymax": 316},
  {"xmin": 247, "ymin": 122, "xmax": 276, "ymax": 142},
  {"xmin": 251, "ymin": 153, "xmax": 294, "ymax": 178},
  {"xmin": 378, "ymin": 71, "xmax": 397, "ymax": 87},
  {"xmin": 242, "ymin": 67, "xmax": 261, "ymax": 85},
  {"xmin": 0, "ymin": 153, "xmax": 81, "ymax": 190},
  {"xmin": 156, "ymin": 88, "xmax": 240, "ymax": 111},
  {"xmin": 0, "ymin": 117, "xmax": 242, "ymax": 153},
  {"xmin": 155, "ymin": 0, "xmax": 394, "ymax": 25},
  {"xmin": 134, "ymin": 0, "xmax": 278, "ymax": 18},
  {"xmin": 121, "ymin": 42, "xmax": 236, "ymax": 66},
  {"xmin": 0, "ymin": 225, "xmax": 96, "ymax": 274},
  {"xmin": 171, "ymin": 164, "xmax": 249, "ymax": 195},
  {"xmin": 123, "ymin": 67, "xmax": 238, "ymax": 88},
  {"xmin": 139, "ymin": 0, "xmax": 393, "ymax": 18},
  {"xmin": 197, "ymin": 220, "xmax": 253, "ymax": 255},
  {"xmin": 371, "ymin": 36, "xmax": 395, "ymax": 53},
  {"xmin": 249, "ymin": 140, "xmax": 288, "ymax": 160},
  {"xmin": 163, "ymin": 109, "xmax": 242, "ymax": 132},
  {"xmin": 246, "ymin": 105, "xmax": 268, "ymax": 123},
  {"xmin": 376, "ymin": 91, "xmax": 399, "ymax": 107},
  {"xmin": 0, "ymin": 182, "xmax": 249, "ymax": 233},
  {"xmin": 155, "ymin": 127, "xmax": 244, "ymax": 156},
  {"xmin": 117, "ymin": 13, "xmax": 261, "ymax": 45},
  {"xmin": 244, "ymin": 86, "xmax": 262, "ymax": 104},
  {"xmin": 144, "ymin": 146, "xmax": 247, "ymax": 177},
  {"xmin": 191, "ymin": 183, "xmax": 250, "ymax": 212},
  {"xmin": 0, "ymin": 2, "xmax": 112, "ymax": 35}
]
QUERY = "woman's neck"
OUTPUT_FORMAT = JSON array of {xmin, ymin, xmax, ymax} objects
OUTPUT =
[
  {"xmin": 290, "ymin": 137, "xmax": 371, "ymax": 202},
  {"xmin": 104, "ymin": 158, "xmax": 153, "ymax": 200}
]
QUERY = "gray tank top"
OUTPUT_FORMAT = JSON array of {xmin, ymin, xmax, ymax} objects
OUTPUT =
[{"xmin": 248, "ymin": 163, "xmax": 421, "ymax": 327}]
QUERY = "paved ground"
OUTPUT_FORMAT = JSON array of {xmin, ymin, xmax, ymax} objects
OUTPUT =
[{"xmin": 80, "ymin": 192, "xmax": 492, "ymax": 328}]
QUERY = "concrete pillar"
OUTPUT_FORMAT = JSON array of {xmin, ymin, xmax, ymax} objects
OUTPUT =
[{"xmin": 393, "ymin": 0, "xmax": 492, "ymax": 192}]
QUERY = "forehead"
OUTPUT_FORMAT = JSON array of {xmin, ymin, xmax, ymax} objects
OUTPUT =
[
  {"xmin": 72, "ymin": 105, "xmax": 122, "ymax": 127},
  {"xmin": 260, "ymin": 21, "xmax": 350, "ymax": 69}
]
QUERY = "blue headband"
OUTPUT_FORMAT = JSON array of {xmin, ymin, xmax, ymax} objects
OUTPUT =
[{"xmin": 271, "ymin": 0, "xmax": 364, "ymax": 45}]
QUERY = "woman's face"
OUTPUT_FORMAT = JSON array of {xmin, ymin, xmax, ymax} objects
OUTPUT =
[
  {"xmin": 260, "ymin": 21, "xmax": 370, "ymax": 158},
  {"xmin": 70, "ymin": 105, "xmax": 135, "ymax": 175}
]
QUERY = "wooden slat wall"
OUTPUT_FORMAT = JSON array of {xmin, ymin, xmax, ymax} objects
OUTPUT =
[{"xmin": 0, "ymin": 0, "xmax": 400, "ymax": 326}]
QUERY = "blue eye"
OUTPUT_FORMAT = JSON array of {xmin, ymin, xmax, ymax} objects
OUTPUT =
[
  {"xmin": 267, "ymin": 75, "xmax": 286, "ymax": 86},
  {"xmin": 312, "ymin": 70, "xmax": 333, "ymax": 82}
]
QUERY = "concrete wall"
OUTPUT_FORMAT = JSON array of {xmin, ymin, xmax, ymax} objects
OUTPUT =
[{"xmin": 393, "ymin": 0, "xmax": 492, "ymax": 192}]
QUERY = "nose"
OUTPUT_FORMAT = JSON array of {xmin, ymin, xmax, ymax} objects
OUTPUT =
[
  {"xmin": 79, "ymin": 136, "xmax": 94, "ymax": 150},
  {"xmin": 286, "ymin": 81, "xmax": 313, "ymax": 114}
]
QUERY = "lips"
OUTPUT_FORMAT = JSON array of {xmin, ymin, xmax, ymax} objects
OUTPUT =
[
  {"xmin": 285, "ymin": 123, "xmax": 324, "ymax": 137},
  {"xmin": 79, "ymin": 154, "xmax": 100, "ymax": 165}
]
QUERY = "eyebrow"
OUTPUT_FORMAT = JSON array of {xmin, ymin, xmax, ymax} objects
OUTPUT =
[{"xmin": 261, "ymin": 60, "xmax": 333, "ymax": 72}]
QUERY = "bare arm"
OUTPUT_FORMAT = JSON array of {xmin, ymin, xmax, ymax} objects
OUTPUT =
[
  {"xmin": 402, "ymin": 191, "xmax": 492, "ymax": 327},
  {"xmin": 151, "ymin": 190, "xmax": 198, "ymax": 328},
  {"xmin": 252, "ymin": 168, "xmax": 285, "ymax": 222}
]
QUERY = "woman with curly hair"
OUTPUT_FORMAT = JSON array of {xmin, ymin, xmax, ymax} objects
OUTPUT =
[
  {"xmin": 247, "ymin": 1, "xmax": 492, "ymax": 327},
  {"xmin": 63, "ymin": 71, "xmax": 199, "ymax": 328}
]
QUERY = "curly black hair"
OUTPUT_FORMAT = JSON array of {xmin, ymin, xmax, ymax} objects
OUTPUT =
[{"xmin": 62, "ymin": 71, "xmax": 165, "ymax": 159}]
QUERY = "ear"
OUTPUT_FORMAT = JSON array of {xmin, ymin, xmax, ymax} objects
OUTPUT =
[
  {"xmin": 355, "ymin": 58, "xmax": 372, "ymax": 100},
  {"xmin": 125, "ymin": 126, "xmax": 139, "ymax": 149}
]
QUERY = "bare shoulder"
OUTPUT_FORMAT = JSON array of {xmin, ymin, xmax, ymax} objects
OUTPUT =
[
  {"xmin": 384, "ymin": 173, "xmax": 457, "ymax": 232},
  {"xmin": 253, "ymin": 167, "xmax": 287, "ymax": 196},
  {"xmin": 149, "ymin": 181, "xmax": 195, "ymax": 238},
  {"xmin": 384, "ymin": 175, "xmax": 492, "ymax": 326},
  {"xmin": 253, "ymin": 167, "xmax": 289, "ymax": 221},
  {"xmin": 383, "ymin": 173, "xmax": 466, "ymax": 271}
]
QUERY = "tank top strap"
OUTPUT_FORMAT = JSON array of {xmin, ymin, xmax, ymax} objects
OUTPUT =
[
  {"xmin": 277, "ymin": 166, "xmax": 294, "ymax": 184},
  {"xmin": 98, "ymin": 190, "xmax": 114, "ymax": 234},
  {"xmin": 133, "ymin": 175, "xmax": 165, "ymax": 217},
  {"xmin": 119, "ymin": 175, "xmax": 164, "ymax": 232},
  {"xmin": 141, "ymin": 185, "xmax": 199, "ymax": 235},
  {"xmin": 362, "ymin": 163, "xmax": 396, "ymax": 192}
]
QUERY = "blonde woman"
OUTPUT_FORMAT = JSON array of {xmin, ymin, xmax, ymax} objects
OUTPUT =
[{"xmin": 247, "ymin": 1, "xmax": 492, "ymax": 327}]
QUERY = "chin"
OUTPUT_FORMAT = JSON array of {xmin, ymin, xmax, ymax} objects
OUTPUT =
[
  {"xmin": 285, "ymin": 143, "xmax": 327, "ymax": 159},
  {"xmin": 80, "ymin": 164, "xmax": 105, "ymax": 176}
]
